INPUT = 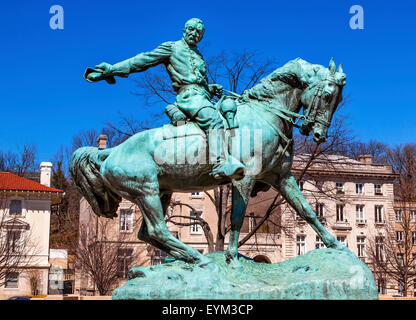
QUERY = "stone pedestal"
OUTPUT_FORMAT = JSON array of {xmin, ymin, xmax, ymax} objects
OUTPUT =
[{"xmin": 112, "ymin": 248, "xmax": 378, "ymax": 300}]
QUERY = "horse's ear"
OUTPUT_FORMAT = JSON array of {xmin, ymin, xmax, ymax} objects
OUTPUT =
[
  {"xmin": 328, "ymin": 58, "xmax": 336, "ymax": 74},
  {"xmin": 337, "ymin": 64, "xmax": 343, "ymax": 73}
]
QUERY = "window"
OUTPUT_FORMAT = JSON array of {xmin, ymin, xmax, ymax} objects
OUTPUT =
[
  {"xmin": 356, "ymin": 183, "xmax": 363, "ymax": 194},
  {"xmin": 411, "ymin": 210, "xmax": 416, "ymax": 223},
  {"xmin": 315, "ymin": 236, "xmax": 325, "ymax": 249},
  {"xmin": 6, "ymin": 230, "xmax": 21, "ymax": 252},
  {"xmin": 413, "ymin": 232, "xmax": 416, "ymax": 246},
  {"xmin": 357, "ymin": 236, "xmax": 366, "ymax": 259},
  {"xmin": 190, "ymin": 211, "xmax": 203, "ymax": 234},
  {"xmin": 119, "ymin": 209, "xmax": 133, "ymax": 233},
  {"xmin": 5, "ymin": 272, "xmax": 19, "ymax": 288},
  {"xmin": 190, "ymin": 192, "xmax": 203, "ymax": 199},
  {"xmin": 356, "ymin": 205, "xmax": 365, "ymax": 222},
  {"xmin": 374, "ymin": 184, "xmax": 382, "ymax": 195},
  {"xmin": 395, "ymin": 210, "xmax": 403, "ymax": 222},
  {"xmin": 337, "ymin": 236, "xmax": 348, "ymax": 247},
  {"xmin": 413, "ymin": 255, "xmax": 416, "ymax": 271},
  {"xmin": 227, "ymin": 195, "xmax": 232, "ymax": 209},
  {"xmin": 248, "ymin": 213, "xmax": 255, "ymax": 233},
  {"xmin": 375, "ymin": 237, "xmax": 384, "ymax": 261},
  {"xmin": 375, "ymin": 205, "xmax": 384, "ymax": 223},
  {"xmin": 298, "ymin": 181, "xmax": 304, "ymax": 191},
  {"xmin": 336, "ymin": 204, "xmax": 345, "ymax": 222},
  {"xmin": 414, "ymin": 280, "xmax": 416, "ymax": 297},
  {"xmin": 296, "ymin": 235, "xmax": 306, "ymax": 255},
  {"xmin": 378, "ymin": 278, "xmax": 387, "ymax": 295},
  {"xmin": 117, "ymin": 248, "xmax": 133, "ymax": 278},
  {"xmin": 396, "ymin": 231, "xmax": 403, "ymax": 243},
  {"xmin": 316, "ymin": 203, "xmax": 325, "ymax": 218},
  {"xmin": 336, "ymin": 182, "xmax": 344, "ymax": 193},
  {"xmin": 397, "ymin": 253, "xmax": 404, "ymax": 266},
  {"xmin": 9, "ymin": 200, "xmax": 22, "ymax": 215},
  {"xmin": 399, "ymin": 280, "xmax": 405, "ymax": 296}
]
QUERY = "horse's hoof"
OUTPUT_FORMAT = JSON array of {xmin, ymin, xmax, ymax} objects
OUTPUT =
[{"xmin": 224, "ymin": 251, "xmax": 241, "ymax": 269}]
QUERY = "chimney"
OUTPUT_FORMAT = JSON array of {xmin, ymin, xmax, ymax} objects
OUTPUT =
[
  {"xmin": 358, "ymin": 154, "xmax": 373, "ymax": 164},
  {"xmin": 97, "ymin": 134, "xmax": 107, "ymax": 149},
  {"xmin": 40, "ymin": 162, "xmax": 53, "ymax": 187}
]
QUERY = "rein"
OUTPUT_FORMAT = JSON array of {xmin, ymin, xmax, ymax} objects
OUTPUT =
[
  {"xmin": 224, "ymin": 87, "xmax": 328, "ymax": 130},
  {"xmin": 227, "ymin": 83, "xmax": 329, "ymax": 164}
]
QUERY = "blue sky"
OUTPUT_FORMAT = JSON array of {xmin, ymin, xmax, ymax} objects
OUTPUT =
[{"xmin": 0, "ymin": 0, "xmax": 415, "ymax": 162}]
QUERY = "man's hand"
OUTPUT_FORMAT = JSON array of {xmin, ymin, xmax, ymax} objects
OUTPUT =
[
  {"xmin": 94, "ymin": 62, "xmax": 113, "ymax": 75},
  {"xmin": 84, "ymin": 62, "xmax": 116, "ymax": 84},
  {"xmin": 209, "ymin": 84, "xmax": 223, "ymax": 98}
]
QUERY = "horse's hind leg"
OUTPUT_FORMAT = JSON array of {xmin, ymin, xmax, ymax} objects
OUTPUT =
[
  {"xmin": 136, "ymin": 193, "xmax": 172, "ymax": 254},
  {"xmin": 136, "ymin": 190, "xmax": 208, "ymax": 264},
  {"xmin": 102, "ymin": 156, "xmax": 208, "ymax": 265}
]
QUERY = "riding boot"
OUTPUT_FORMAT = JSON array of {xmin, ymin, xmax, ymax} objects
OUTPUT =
[
  {"xmin": 165, "ymin": 104, "xmax": 187, "ymax": 126},
  {"xmin": 209, "ymin": 128, "xmax": 245, "ymax": 180}
]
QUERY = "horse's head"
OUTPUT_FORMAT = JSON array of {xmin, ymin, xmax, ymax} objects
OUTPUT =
[{"xmin": 299, "ymin": 58, "xmax": 346, "ymax": 143}]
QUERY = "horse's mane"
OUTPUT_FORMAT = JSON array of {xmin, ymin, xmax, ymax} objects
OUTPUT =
[{"xmin": 239, "ymin": 58, "xmax": 327, "ymax": 105}]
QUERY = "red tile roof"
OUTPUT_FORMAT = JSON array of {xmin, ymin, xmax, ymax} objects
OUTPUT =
[{"xmin": 0, "ymin": 172, "xmax": 63, "ymax": 193}]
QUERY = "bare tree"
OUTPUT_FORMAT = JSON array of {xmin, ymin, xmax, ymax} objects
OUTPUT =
[
  {"xmin": 25, "ymin": 269, "xmax": 42, "ymax": 295},
  {"xmin": 74, "ymin": 215, "xmax": 145, "ymax": 296},
  {"xmin": 365, "ymin": 143, "xmax": 416, "ymax": 296},
  {"xmin": 75, "ymin": 219, "xmax": 121, "ymax": 296},
  {"xmin": 0, "ymin": 144, "xmax": 38, "ymax": 177},
  {"xmin": 367, "ymin": 205, "xmax": 416, "ymax": 296},
  {"xmin": 385, "ymin": 143, "xmax": 416, "ymax": 202}
]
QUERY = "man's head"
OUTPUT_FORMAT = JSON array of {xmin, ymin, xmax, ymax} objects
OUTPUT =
[{"xmin": 183, "ymin": 18, "xmax": 205, "ymax": 47}]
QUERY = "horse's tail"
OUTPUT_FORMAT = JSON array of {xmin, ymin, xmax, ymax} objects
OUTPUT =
[{"xmin": 70, "ymin": 147, "xmax": 121, "ymax": 219}]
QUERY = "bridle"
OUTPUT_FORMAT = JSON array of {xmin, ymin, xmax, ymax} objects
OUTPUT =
[{"xmin": 299, "ymin": 83, "xmax": 332, "ymax": 130}]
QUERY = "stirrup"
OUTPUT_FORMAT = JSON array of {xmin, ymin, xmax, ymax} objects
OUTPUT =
[{"xmin": 217, "ymin": 96, "xmax": 238, "ymax": 129}]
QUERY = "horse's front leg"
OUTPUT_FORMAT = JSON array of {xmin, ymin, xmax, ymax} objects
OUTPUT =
[
  {"xmin": 273, "ymin": 172, "xmax": 346, "ymax": 251},
  {"xmin": 226, "ymin": 177, "xmax": 255, "ymax": 267}
]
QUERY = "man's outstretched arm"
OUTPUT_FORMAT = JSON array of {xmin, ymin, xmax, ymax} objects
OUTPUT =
[{"xmin": 85, "ymin": 42, "xmax": 173, "ymax": 82}]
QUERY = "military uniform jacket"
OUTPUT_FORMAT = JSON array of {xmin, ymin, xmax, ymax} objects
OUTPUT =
[{"xmin": 111, "ymin": 39, "xmax": 214, "ymax": 117}]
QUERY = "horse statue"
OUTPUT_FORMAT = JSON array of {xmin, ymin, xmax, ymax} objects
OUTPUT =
[{"xmin": 70, "ymin": 57, "xmax": 347, "ymax": 268}]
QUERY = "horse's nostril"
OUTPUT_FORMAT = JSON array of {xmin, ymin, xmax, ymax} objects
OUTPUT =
[{"xmin": 314, "ymin": 132, "xmax": 321, "ymax": 139}]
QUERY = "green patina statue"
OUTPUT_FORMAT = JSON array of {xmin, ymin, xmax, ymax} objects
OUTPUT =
[
  {"xmin": 85, "ymin": 18, "xmax": 244, "ymax": 181},
  {"xmin": 71, "ymin": 18, "xmax": 378, "ymax": 299}
]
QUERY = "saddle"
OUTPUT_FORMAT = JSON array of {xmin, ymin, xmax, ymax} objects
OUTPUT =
[{"xmin": 164, "ymin": 95, "xmax": 238, "ymax": 140}]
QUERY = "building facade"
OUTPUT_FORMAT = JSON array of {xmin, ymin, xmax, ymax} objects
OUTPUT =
[
  {"xmin": 281, "ymin": 154, "xmax": 398, "ymax": 294},
  {"xmin": 0, "ymin": 163, "xmax": 63, "ymax": 298}
]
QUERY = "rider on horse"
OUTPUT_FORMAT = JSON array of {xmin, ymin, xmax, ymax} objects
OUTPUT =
[{"xmin": 84, "ymin": 18, "xmax": 245, "ymax": 180}]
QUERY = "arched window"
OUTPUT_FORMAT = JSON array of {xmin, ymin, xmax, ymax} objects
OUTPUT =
[{"xmin": 253, "ymin": 255, "xmax": 271, "ymax": 264}]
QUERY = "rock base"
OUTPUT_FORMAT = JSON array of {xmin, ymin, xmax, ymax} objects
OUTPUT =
[{"xmin": 112, "ymin": 248, "xmax": 378, "ymax": 300}]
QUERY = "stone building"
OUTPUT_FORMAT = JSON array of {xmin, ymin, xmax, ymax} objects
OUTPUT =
[
  {"xmin": 280, "ymin": 154, "xmax": 398, "ymax": 294},
  {"xmin": 390, "ymin": 201, "xmax": 416, "ymax": 296},
  {"xmin": 0, "ymin": 164, "xmax": 63, "ymax": 298}
]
